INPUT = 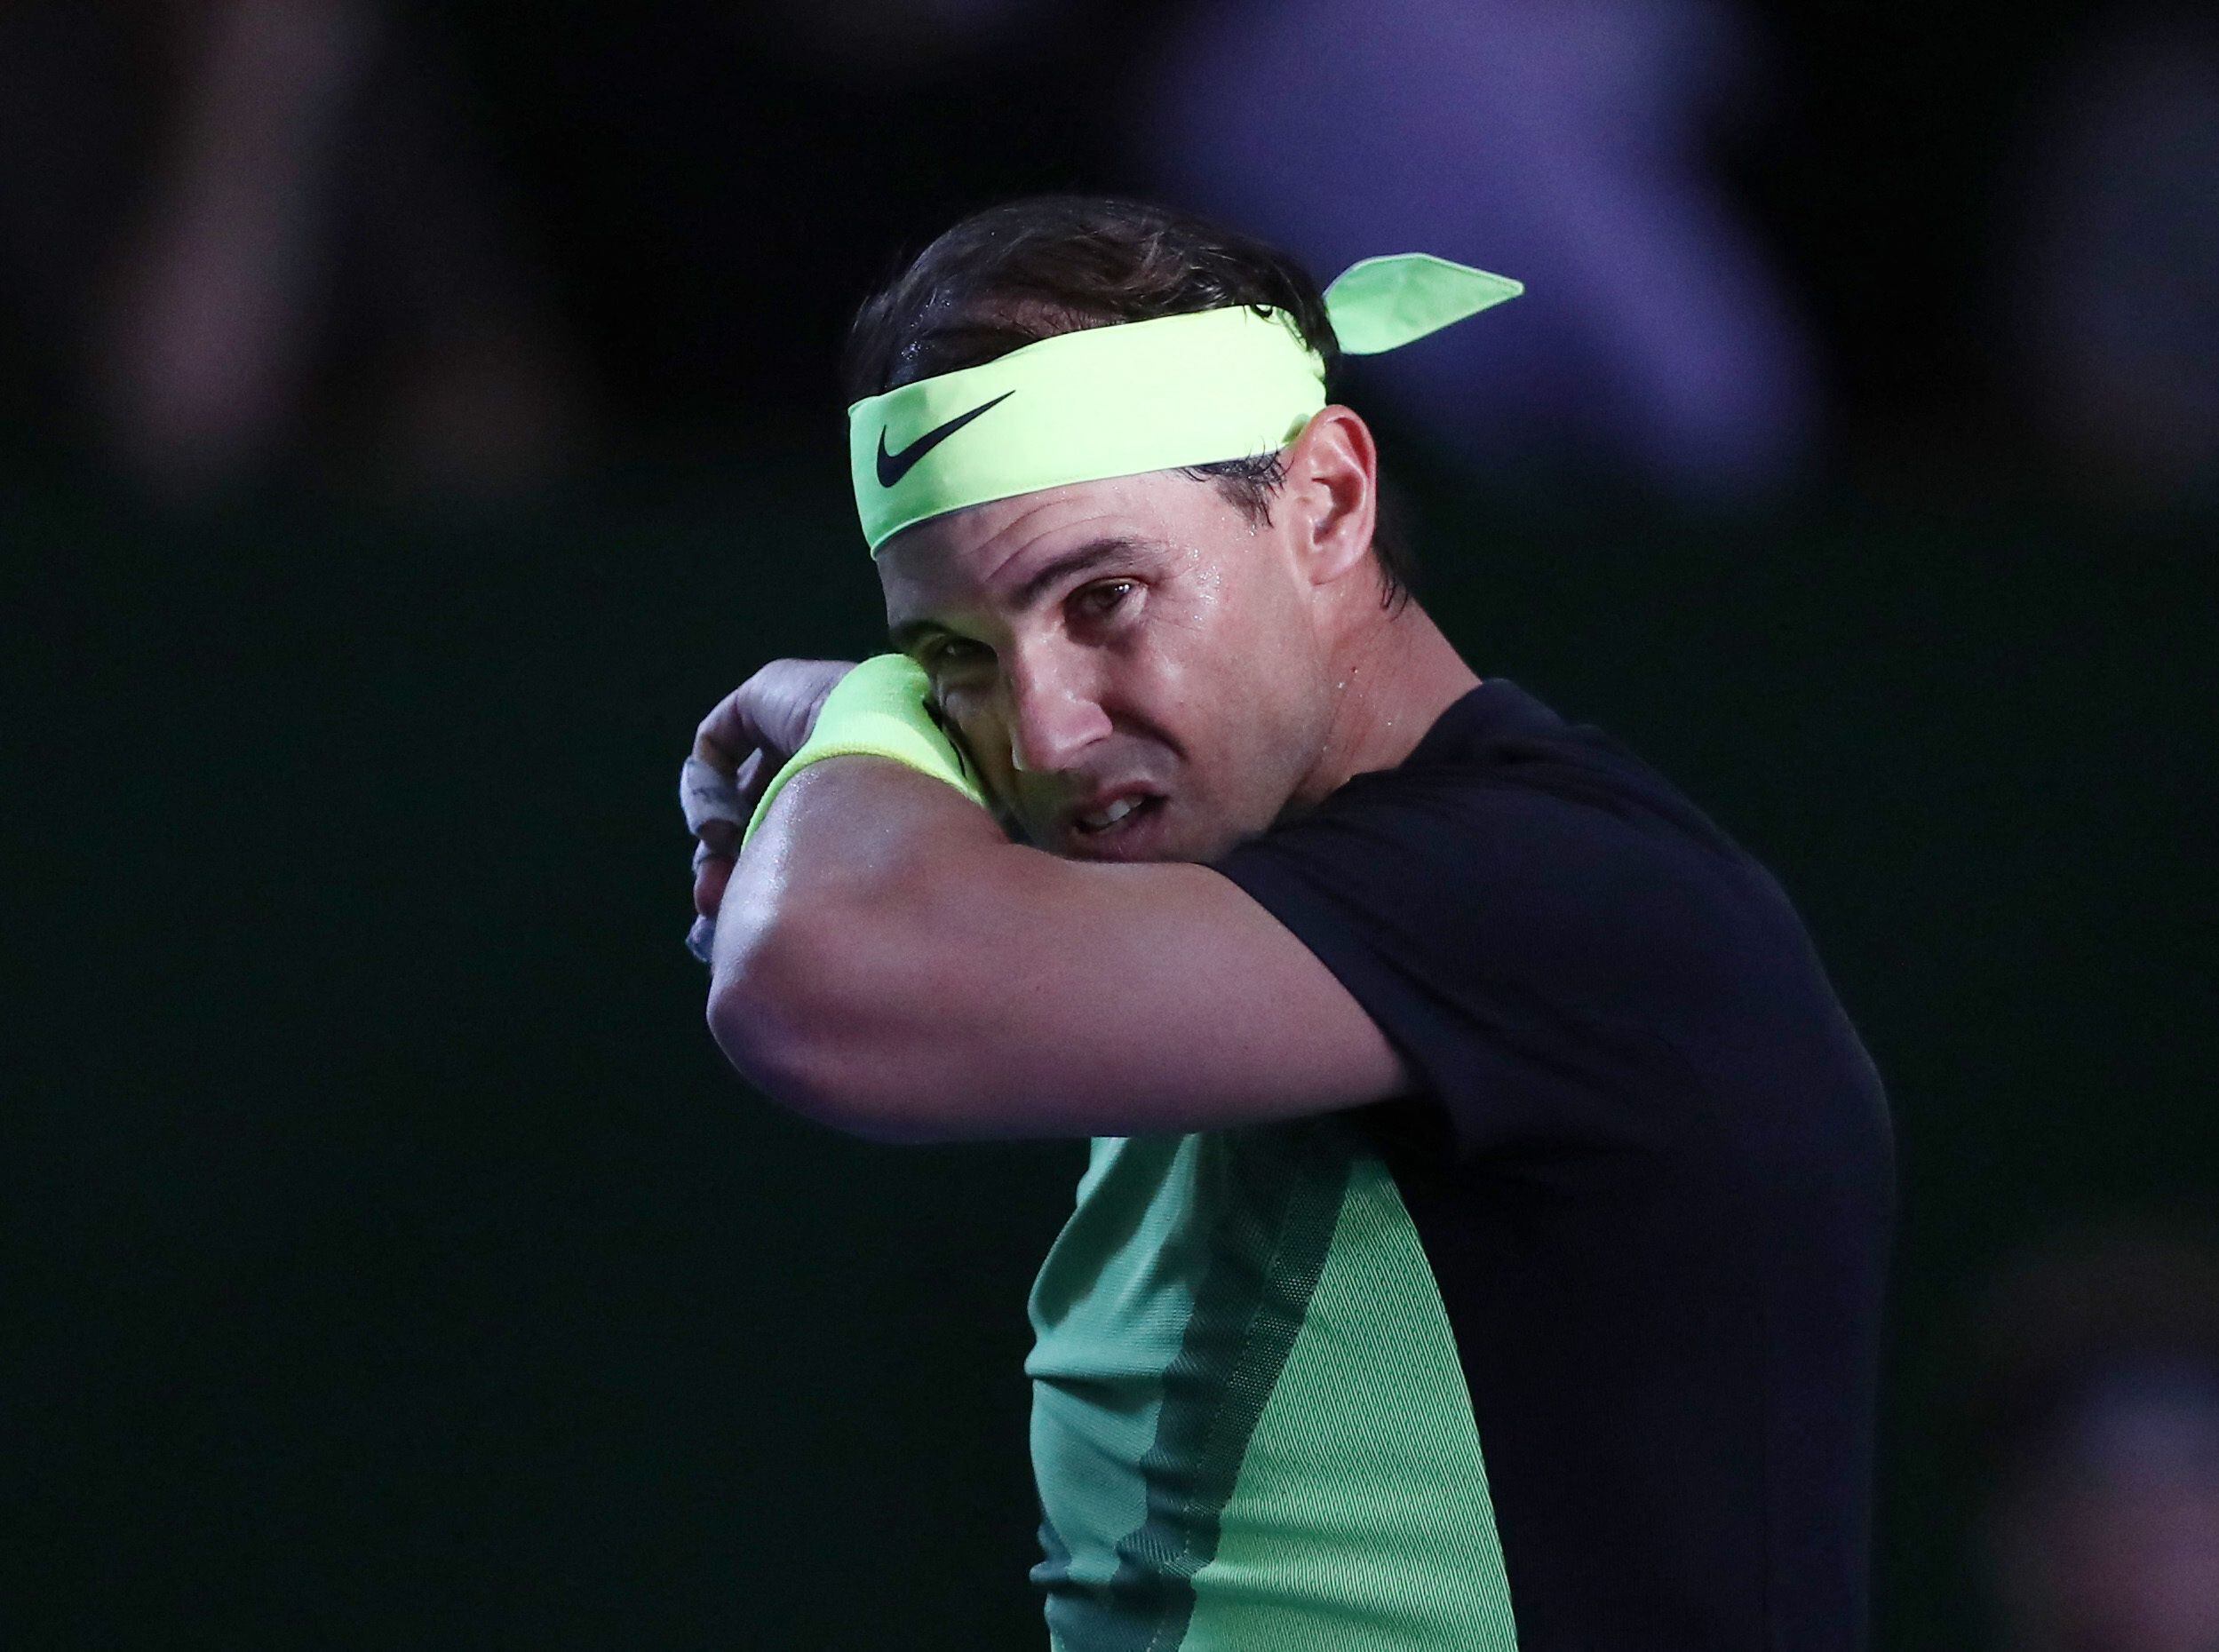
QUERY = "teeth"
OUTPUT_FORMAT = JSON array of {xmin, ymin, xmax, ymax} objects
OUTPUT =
[{"xmin": 1080, "ymin": 796, "xmax": 1142, "ymax": 830}]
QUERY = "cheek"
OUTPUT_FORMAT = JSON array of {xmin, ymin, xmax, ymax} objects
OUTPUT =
[
  {"xmin": 1148, "ymin": 589, "xmax": 1315, "ymax": 751},
  {"xmin": 1142, "ymin": 576, "xmax": 1287, "ymax": 693}
]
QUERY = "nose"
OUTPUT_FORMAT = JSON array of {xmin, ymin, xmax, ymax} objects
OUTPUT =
[{"xmin": 1006, "ymin": 650, "xmax": 1112, "ymax": 775}]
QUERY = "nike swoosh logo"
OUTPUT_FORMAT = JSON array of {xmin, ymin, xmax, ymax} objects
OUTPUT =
[{"xmin": 876, "ymin": 390, "xmax": 1015, "ymax": 488}]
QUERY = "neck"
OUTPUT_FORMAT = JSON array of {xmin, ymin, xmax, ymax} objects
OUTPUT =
[{"xmin": 1288, "ymin": 596, "xmax": 1480, "ymax": 815}]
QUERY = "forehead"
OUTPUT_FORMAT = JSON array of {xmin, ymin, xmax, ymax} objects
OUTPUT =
[{"xmin": 876, "ymin": 469, "xmax": 1238, "ymax": 622}]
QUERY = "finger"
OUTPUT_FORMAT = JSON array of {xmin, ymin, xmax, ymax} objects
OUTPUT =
[
  {"xmin": 695, "ymin": 853, "xmax": 735, "ymax": 920},
  {"xmin": 680, "ymin": 753, "xmax": 749, "ymax": 838},
  {"xmin": 694, "ymin": 676, "xmax": 770, "ymax": 772},
  {"xmin": 731, "ymin": 746, "xmax": 772, "ymax": 814},
  {"xmin": 685, "ymin": 916, "xmax": 716, "ymax": 965}
]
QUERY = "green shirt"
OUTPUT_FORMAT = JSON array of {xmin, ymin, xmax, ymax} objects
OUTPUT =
[{"xmin": 1025, "ymin": 1118, "xmax": 1518, "ymax": 1650}]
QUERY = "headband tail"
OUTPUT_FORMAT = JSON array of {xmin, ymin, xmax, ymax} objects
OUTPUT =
[{"xmin": 1323, "ymin": 252, "xmax": 1524, "ymax": 355}]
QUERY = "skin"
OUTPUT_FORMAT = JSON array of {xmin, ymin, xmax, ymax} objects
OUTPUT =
[{"xmin": 695, "ymin": 404, "xmax": 1483, "ymax": 1142}]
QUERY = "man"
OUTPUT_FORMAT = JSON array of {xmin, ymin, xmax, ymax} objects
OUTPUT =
[{"xmin": 681, "ymin": 194, "xmax": 1895, "ymax": 1650}]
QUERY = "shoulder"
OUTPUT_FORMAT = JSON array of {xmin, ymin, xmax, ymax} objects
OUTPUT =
[
  {"xmin": 1210, "ymin": 679, "xmax": 1797, "ymax": 1030},
  {"xmin": 1222, "ymin": 679, "xmax": 1761, "ymax": 907}
]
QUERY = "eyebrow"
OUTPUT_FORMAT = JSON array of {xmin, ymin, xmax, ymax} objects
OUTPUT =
[{"xmin": 886, "ymin": 534, "xmax": 1165, "ymax": 653}]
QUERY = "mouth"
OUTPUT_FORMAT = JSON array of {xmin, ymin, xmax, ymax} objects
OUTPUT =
[{"xmin": 1062, "ymin": 790, "xmax": 1169, "ymax": 855}]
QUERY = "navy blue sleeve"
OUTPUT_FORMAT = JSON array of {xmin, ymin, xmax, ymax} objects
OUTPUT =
[{"xmin": 1207, "ymin": 764, "xmax": 1770, "ymax": 1167}]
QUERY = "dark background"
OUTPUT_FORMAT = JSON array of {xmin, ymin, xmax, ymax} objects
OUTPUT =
[{"xmin": 9, "ymin": 1, "xmax": 2215, "ymax": 1646}]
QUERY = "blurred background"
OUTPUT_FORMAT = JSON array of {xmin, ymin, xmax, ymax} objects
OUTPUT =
[{"xmin": 7, "ymin": 0, "xmax": 2215, "ymax": 1647}]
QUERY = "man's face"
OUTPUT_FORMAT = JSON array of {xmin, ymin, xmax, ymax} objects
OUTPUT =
[{"xmin": 878, "ymin": 469, "xmax": 1336, "ymax": 863}]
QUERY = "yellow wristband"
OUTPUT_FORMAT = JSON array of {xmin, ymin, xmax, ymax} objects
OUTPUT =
[{"xmin": 741, "ymin": 654, "xmax": 987, "ymax": 850}]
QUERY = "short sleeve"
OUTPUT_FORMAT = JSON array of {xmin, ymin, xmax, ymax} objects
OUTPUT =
[{"xmin": 1207, "ymin": 769, "xmax": 1761, "ymax": 1168}]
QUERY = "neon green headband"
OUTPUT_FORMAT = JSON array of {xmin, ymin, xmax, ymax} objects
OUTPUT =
[{"xmin": 848, "ymin": 251, "xmax": 1523, "ymax": 556}]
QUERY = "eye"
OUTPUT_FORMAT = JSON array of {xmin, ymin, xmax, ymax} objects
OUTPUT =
[
  {"xmin": 924, "ymin": 635, "xmax": 990, "ymax": 671},
  {"xmin": 1074, "ymin": 579, "xmax": 1137, "ymax": 619}
]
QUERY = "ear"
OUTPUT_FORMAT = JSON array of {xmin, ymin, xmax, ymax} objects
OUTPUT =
[{"xmin": 1283, "ymin": 406, "xmax": 1379, "ymax": 590}]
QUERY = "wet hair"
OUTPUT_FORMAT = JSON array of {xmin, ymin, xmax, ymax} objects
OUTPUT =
[{"xmin": 839, "ymin": 193, "xmax": 1417, "ymax": 611}]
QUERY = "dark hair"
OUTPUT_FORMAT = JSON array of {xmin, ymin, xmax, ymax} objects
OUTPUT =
[{"xmin": 840, "ymin": 193, "xmax": 1418, "ymax": 612}]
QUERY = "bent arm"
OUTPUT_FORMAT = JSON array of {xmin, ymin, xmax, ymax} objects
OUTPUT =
[{"xmin": 705, "ymin": 756, "xmax": 1411, "ymax": 1141}]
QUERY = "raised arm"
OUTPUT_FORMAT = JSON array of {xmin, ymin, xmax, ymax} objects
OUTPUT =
[{"xmin": 704, "ymin": 754, "xmax": 1411, "ymax": 1143}]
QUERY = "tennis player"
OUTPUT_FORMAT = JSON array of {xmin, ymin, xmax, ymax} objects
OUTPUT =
[{"xmin": 681, "ymin": 195, "xmax": 1895, "ymax": 1651}]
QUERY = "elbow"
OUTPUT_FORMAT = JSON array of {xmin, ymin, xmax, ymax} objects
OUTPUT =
[
  {"xmin": 704, "ymin": 917, "xmax": 844, "ymax": 1124},
  {"xmin": 704, "ymin": 918, "xmax": 930, "ymax": 1142}
]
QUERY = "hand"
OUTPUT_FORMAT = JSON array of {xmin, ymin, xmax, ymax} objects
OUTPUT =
[{"xmin": 683, "ymin": 659, "xmax": 857, "ymax": 928}]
